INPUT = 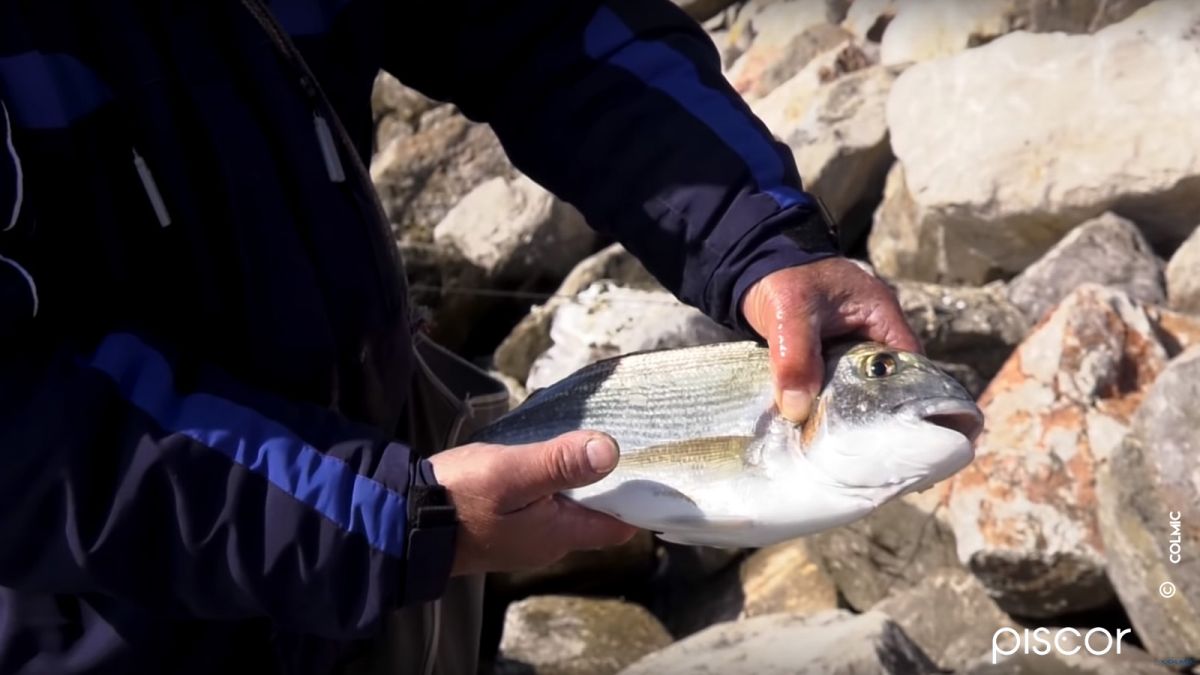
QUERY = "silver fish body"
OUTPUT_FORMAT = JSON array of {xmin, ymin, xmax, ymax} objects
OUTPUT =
[{"xmin": 470, "ymin": 340, "xmax": 983, "ymax": 548}]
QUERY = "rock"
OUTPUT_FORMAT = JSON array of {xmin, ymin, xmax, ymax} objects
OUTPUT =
[
  {"xmin": 874, "ymin": 568, "xmax": 1015, "ymax": 672},
  {"xmin": 867, "ymin": 162, "xmax": 924, "ymax": 280},
  {"xmin": 663, "ymin": 539, "xmax": 839, "ymax": 638},
  {"xmin": 1007, "ymin": 213, "xmax": 1166, "ymax": 323},
  {"xmin": 751, "ymin": 38, "xmax": 878, "ymax": 164},
  {"xmin": 1013, "ymin": 0, "xmax": 1156, "ymax": 33},
  {"xmin": 499, "ymin": 596, "xmax": 672, "ymax": 675},
  {"xmin": 620, "ymin": 609, "xmax": 939, "ymax": 675},
  {"xmin": 433, "ymin": 174, "xmax": 595, "ymax": 285},
  {"xmin": 773, "ymin": 64, "xmax": 898, "ymax": 240},
  {"xmin": 881, "ymin": 1, "xmax": 1200, "ymax": 284},
  {"xmin": 845, "ymin": 0, "xmax": 1151, "ymax": 50},
  {"xmin": 370, "ymin": 71, "xmax": 439, "ymax": 150},
  {"xmin": 672, "ymin": 0, "xmax": 740, "ymax": 22},
  {"xmin": 843, "ymin": 0, "xmax": 898, "ymax": 42},
  {"xmin": 731, "ymin": 22, "xmax": 856, "ymax": 99},
  {"xmin": 525, "ymin": 282, "xmax": 738, "ymax": 390},
  {"xmin": 489, "ymin": 370, "xmax": 528, "ymax": 409},
  {"xmin": 493, "ymin": 244, "xmax": 661, "ymax": 384},
  {"xmin": 893, "ymin": 280, "xmax": 1029, "ymax": 384},
  {"xmin": 724, "ymin": 1, "xmax": 853, "ymax": 100},
  {"xmin": 932, "ymin": 360, "xmax": 988, "ymax": 399},
  {"xmin": 1096, "ymin": 346, "xmax": 1200, "ymax": 658},
  {"xmin": 398, "ymin": 240, "xmax": 497, "ymax": 350},
  {"xmin": 371, "ymin": 106, "xmax": 515, "ymax": 243},
  {"xmin": 490, "ymin": 532, "xmax": 659, "ymax": 601},
  {"xmin": 879, "ymin": 0, "xmax": 1016, "ymax": 67},
  {"xmin": 808, "ymin": 496, "xmax": 962, "ymax": 612},
  {"xmin": 1150, "ymin": 305, "xmax": 1200, "ymax": 356},
  {"xmin": 1167, "ymin": 227, "xmax": 1200, "ymax": 315},
  {"xmin": 946, "ymin": 285, "xmax": 1177, "ymax": 618}
]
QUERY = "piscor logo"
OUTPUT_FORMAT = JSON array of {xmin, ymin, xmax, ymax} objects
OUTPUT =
[{"xmin": 992, "ymin": 627, "xmax": 1133, "ymax": 664}]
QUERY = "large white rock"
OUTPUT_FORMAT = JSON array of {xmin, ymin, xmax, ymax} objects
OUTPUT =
[
  {"xmin": 779, "ymin": 65, "xmax": 899, "ymax": 223},
  {"xmin": 878, "ymin": 0, "xmax": 1200, "ymax": 283},
  {"xmin": 879, "ymin": 0, "xmax": 1014, "ymax": 66},
  {"xmin": 525, "ymin": 282, "xmax": 737, "ymax": 390},
  {"xmin": 1167, "ymin": 226, "xmax": 1200, "ymax": 315},
  {"xmin": 432, "ymin": 174, "xmax": 594, "ymax": 283}
]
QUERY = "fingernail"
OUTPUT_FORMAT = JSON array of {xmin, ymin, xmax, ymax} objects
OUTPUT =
[
  {"xmin": 585, "ymin": 437, "xmax": 618, "ymax": 474},
  {"xmin": 780, "ymin": 390, "xmax": 813, "ymax": 423}
]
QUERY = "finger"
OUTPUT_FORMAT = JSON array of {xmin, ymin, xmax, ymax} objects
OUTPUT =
[
  {"xmin": 496, "ymin": 431, "xmax": 620, "ymax": 513},
  {"xmin": 537, "ymin": 496, "xmax": 640, "ymax": 554},
  {"xmin": 831, "ymin": 281, "xmax": 923, "ymax": 354},
  {"xmin": 768, "ymin": 294, "xmax": 825, "ymax": 424}
]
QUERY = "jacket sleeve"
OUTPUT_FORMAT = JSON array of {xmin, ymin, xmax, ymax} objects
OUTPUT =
[
  {"xmin": 0, "ymin": 275, "xmax": 454, "ymax": 639},
  {"xmin": 381, "ymin": 0, "xmax": 840, "ymax": 332}
]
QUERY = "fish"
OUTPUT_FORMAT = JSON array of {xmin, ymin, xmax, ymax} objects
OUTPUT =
[{"xmin": 469, "ymin": 340, "xmax": 984, "ymax": 548}]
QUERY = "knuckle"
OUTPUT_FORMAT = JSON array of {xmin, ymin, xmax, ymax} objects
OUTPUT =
[{"xmin": 542, "ymin": 437, "xmax": 583, "ymax": 483}]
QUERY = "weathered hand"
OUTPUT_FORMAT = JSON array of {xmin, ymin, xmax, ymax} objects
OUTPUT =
[
  {"xmin": 428, "ymin": 431, "xmax": 638, "ymax": 577},
  {"xmin": 741, "ymin": 257, "xmax": 922, "ymax": 423}
]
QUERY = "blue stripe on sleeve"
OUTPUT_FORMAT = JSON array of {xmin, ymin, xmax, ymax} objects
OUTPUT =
[
  {"xmin": 583, "ymin": 6, "xmax": 813, "ymax": 210},
  {"xmin": 87, "ymin": 333, "xmax": 408, "ymax": 559}
]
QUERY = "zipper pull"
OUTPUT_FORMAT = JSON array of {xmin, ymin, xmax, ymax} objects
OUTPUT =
[
  {"xmin": 132, "ymin": 148, "xmax": 172, "ymax": 227},
  {"xmin": 313, "ymin": 112, "xmax": 346, "ymax": 183}
]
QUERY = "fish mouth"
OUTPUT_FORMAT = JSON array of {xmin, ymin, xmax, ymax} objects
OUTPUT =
[{"xmin": 895, "ymin": 397, "xmax": 985, "ymax": 442}]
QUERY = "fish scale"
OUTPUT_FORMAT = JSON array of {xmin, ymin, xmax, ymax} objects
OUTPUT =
[{"xmin": 474, "ymin": 341, "xmax": 774, "ymax": 452}]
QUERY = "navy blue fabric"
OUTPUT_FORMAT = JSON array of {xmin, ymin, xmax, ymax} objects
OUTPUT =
[
  {"xmin": 268, "ymin": 0, "xmax": 353, "ymax": 37},
  {"xmin": 0, "ymin": 0, "xmax": 840, "ymax": 672},
  {"xmin": 582, "ymin": 7, "xmax": 812, "ymax": 211},
  {"xmin": 88, "ymin": 333, "xmax": 410, "ymax": 559},
  {"xmin": 0, "ymin": 53, "xmax": 113, "ymax": 130}
]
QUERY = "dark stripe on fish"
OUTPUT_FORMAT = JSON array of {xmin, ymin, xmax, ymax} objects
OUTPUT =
[{"xmin": 620, "ymin": 435, "xmax": 756, "ymax": 474}]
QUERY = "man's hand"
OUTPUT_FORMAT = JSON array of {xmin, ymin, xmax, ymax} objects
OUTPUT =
[
  {"xmin": 428, "ymin": 431, "xmax": 638, "ymax": 577},
  {"xmin": 741, "ymin": 257, "xmax": 922, "ymax": 424}
]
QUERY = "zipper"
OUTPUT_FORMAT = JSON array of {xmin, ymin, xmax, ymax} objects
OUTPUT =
[
  {"xmin": 238, "ymin": 0, "xmax": 403, "ymax": 317},
  {"xmin": 133, "ymin": 148, "xmax": 172, "ymax": 227},
  {"xmin": 312, "ymin": 113, "xmax": 346, "ymax": 183},
  {"xmin": 236, "ymin": 2, "xmax": 437, "ymax": 672}
]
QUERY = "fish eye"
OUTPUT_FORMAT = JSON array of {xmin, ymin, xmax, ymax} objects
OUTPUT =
[{"xmin": 864, "ymin": 352, "xmax": 898, "ymax": 379}]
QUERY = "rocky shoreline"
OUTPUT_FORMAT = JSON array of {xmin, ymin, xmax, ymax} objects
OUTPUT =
[{"xmin": 369, "ymin": 1, "xmax": 1200, "ymax": 672}]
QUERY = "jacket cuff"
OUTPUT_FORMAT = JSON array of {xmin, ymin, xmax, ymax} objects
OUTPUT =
[
  {"xmin": 725, "ymin": 196, "xmax": 843, "ymax": 335},
  {"xmin": 400, "ymin": 455, "xmax": 458, "ymax": 605}
]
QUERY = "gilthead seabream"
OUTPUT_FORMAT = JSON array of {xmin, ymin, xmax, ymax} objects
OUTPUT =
[{"xmin": 471, "ymin": 341, "xmax": 984, "ymax": 548}]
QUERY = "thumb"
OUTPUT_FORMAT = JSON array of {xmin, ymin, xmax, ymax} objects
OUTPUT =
[
  {"xmin": 498, "ymin": 431, "xmax": 619, "ymax": 513},
  {"xmin": 772, "ymin": 306, "xmax": 825, "ymax": 424}
]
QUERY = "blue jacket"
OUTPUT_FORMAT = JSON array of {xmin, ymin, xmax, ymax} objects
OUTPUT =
[{"xmin": 0, "ymin": 0, "xmax": 838, "ymax": 672}]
